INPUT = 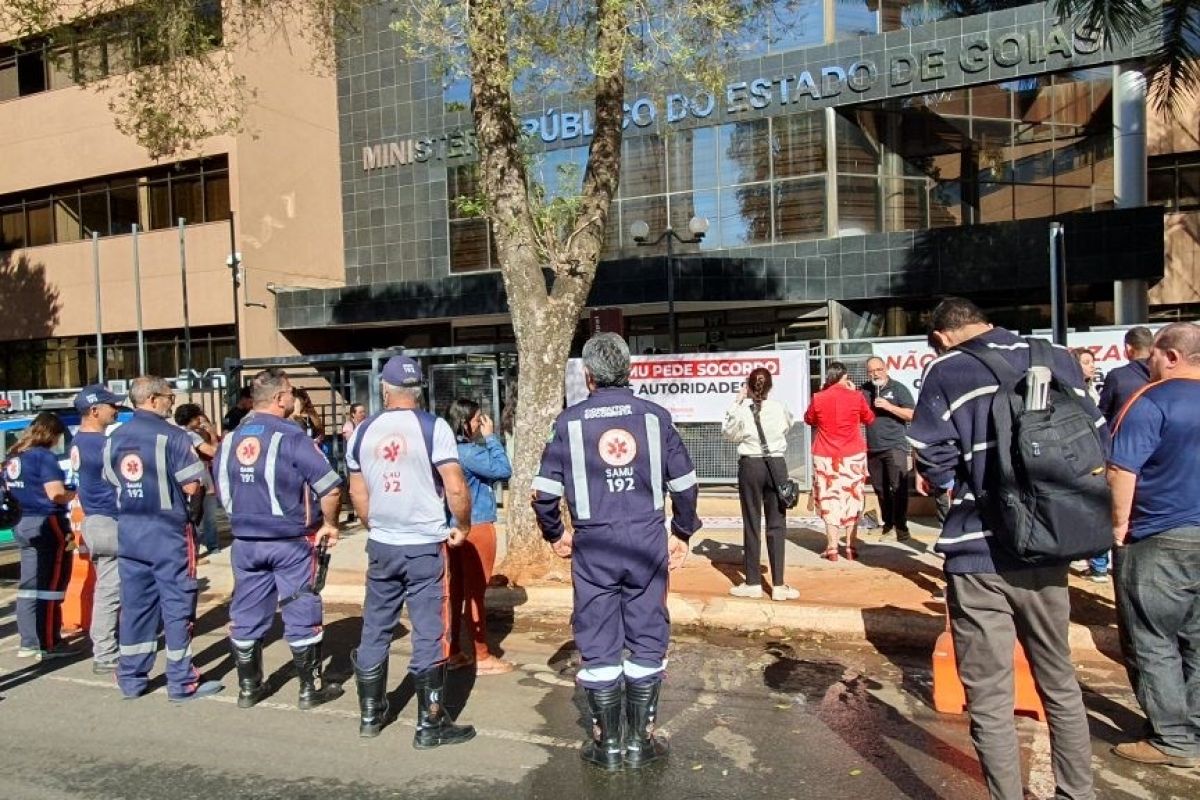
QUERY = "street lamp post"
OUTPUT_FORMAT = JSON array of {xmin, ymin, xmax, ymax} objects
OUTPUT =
[{"xmin": 630, "ymin": 216, "xmax": 709, "ymax": 354}]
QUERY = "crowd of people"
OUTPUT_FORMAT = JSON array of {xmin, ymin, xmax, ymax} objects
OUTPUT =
[{"xmin": 4, "ymin": 315, "xmax": 1199, "ymax": 786}]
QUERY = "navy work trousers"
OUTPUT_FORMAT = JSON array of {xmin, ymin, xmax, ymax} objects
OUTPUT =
[
  {"xmin": 356, "ymin": 539, "xmax": 449, "ymax": 674},
  {"xmin": 229, "ymin": 536, "xmax": 323, "ymax": 647}
]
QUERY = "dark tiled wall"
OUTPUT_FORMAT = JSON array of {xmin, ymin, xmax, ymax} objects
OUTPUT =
[{"xmin": 277, "ymin": 207, "xmax": 1163, "ymax": 330}]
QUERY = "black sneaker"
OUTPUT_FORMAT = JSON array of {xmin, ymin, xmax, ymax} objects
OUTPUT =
[{"xmin": 896, "ymin": 529, "xmax": 911, "ymax": 542}]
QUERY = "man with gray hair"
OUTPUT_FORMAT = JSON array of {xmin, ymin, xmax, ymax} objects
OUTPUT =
[
  {"xmin": 104, "ymin": 375, "xmax": 222, "ymax": 701},
  {"xmin": 346, "ymin": 355, "xmax": 476, "ymax": 748},
  {"xmin": 1108, "ymin": 322, "xmax": 1200, "ymax": 768},
  {"xmin": 533, "ymin": 332, "xmax": 702, "ymax": 770}
]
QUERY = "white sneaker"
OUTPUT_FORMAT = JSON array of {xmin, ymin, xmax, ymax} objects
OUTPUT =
[
  {"xmin": 771, "ymin": 584, "xmax": 800, "ymax": 602},
  {"xmin": 16, "ymin": 647, "xmax": 44, "ymax": 660},
  {"xmin": 729, "ymin": 583, "xmax": 763, "ymax": 599}
]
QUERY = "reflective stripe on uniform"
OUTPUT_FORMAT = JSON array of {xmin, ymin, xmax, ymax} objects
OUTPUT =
[
  {"xmin": 623, "ymin": 659, "xmax": 666, "ymax": 678},
  {"xmin": 312, "ymin": 470, "xmax": 340, "ymax": 496},
  {"xmin": 217, "ymin": 438, "xmax": 234, "ymax": 514},
  {"xmin": 101, "ymin": 439, "xmax": 119, "ymax": 487},
  {"xmin": 264, "ymin": 431, "xmax": 285, "ymax": 516},
  {"xmin": 155, "ymin": 434, "xmax": 171, "ymax": 510},
  {"xmin": 567, "ymin": 420, "xmax": 590, "ymax": 521},
  {"xmin": 645, "ymin": 413, "xmax": 663, "ymax": 511},
  {"xmin": 531, "ymin": 476, "xmax": 563, "ymax": 496},
  {"xmin": 577, "ymin": 664, "xmax": 623, "ymax": 684},
  {"xmin": 164, "ymin": 644, "xmax": 193, "ymax": 662},
  {"xmin": 120, "ymin": 641, "xmax": 157, "ymax": 656},
  {"xmin": 667, "ymin": 471, "xmax": 698, "ymax": 492},
  {"xmin": 229, "ymin": 638, "xmax": 257, "ymax": 648},
  {"xmin": 288, "ymin": 632, "xmax": 323, "ymax": 648},
  {"xmin": 16, "ymin": 590, "xmax": 65, "ymax": 600},
  {"xmin": 175, "ymin": 461, "xmax": 207, "ymax": 484}
]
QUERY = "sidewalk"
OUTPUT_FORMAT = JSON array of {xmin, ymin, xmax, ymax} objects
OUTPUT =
[{"xmin": 196, "ymin": 492, "xmax": 1123, "ymax": 660}]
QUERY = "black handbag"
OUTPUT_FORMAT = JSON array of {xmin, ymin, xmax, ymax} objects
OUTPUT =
[{"xmin": 750, "ymin": 402, "xmax": 800, "ymax": 511}]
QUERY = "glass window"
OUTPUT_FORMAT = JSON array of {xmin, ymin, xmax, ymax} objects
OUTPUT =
[
  {"xmin": 773, "ymin": 113, "xmax": 826, "ymax": 179},
  {"xmin": 53, "ymin": 193, "xmax": 83, "ymax": 242},
  {"xmin": 0, "ymin": 55, "xmax": 17, "ymax": 101},
  {"xmin": 17, "ymin": 47, "xmax": 48, "ymax": 96},
  {"xmin": 204, "ymin": 172, "xmax": 230, "ymax": 222},
  {"xmin": 620, "ymin": 136, "xmax": 665, "ymax": 198},
  {"xmin": 110, "ymin": 178, "xmax": 139, "ymax": 232},
  {"xmin": 449, "ymin": 219, "xmax": 491, "ymax": 272},
  {"xmin": 836, "ymin": 1, "xmax": 878, "ymax": 39},
  {"xmin": 978, "ymin": 183, "xmax": 1014, "ymax": 223},
  {"xmin": 971, "ymin": 84, "xmax": 1012, "ymax": 119},
  {"xmin": 667, "ymin": 127, "xmax": 719, "ymax": 193},
  {"xmin": 718, "ymin": 119, "xmax": 770, "ymax": 186},
  {"xmin": 668, "ymin": 190, "xmax": 719, "ymax": 250},
  {"xmin": 80, "ymin": 186, "xmax": 109, "ymax": 236},
  {"xmin": 718, "ymin": 183, "xmax": 771, "ymax": 246},
  {"xmin": 532, "ymin": 147, "xmax": 585, "ymax": 202},
  {"xmin": 443, "ymin": 77, "xmax": 470, "ymax": 113},
  {"xmin": 74, "ymin": 38, "xmax": 105, "ymax": 83},
  {"xmin": 837, "ymin": 176, "xmax": 881, "ymax": 234},
  {"xmin": 447, "ymin": 164, "xmax": 482, "ymax": 219},
  {"xmin": 769, "ymin": 0, "xmax": 824, "ymax": 52},
  {"xmin": 148, "ymin": 178, "xmax": 171, "ymax": 230},
  {"xmin": 901, "ymin": 178, "xmax": 928, "ymax": 230},
  {"xmin": 26, "ymin": 200, "xmax": 53, "ymax": 246},
  {"xmin": 171, "ymin": 173, "xmax": 204, "ymax": 225},
  {"xmin": 1013, "ymin": 183, "xmax": 1055, "ymax": 220},
  {"xmin": 622, "ymin": 195, "xmax": 668, "ymax": 247},
  {"xmin": 835, "ymin": 112, "xmax": 880, "ymax": 175},
  {"xmin": 1, "ymin": 205, "xmax": 25, "ymax": 249},
  {"xmin": 774, "ymin": 177, "xmax": 826, "ymax": 241},
  {"xmin": 47, "ymin": 45, "xmax": 75, "ymax": 90},
  {"xmin": 1179, "ymin": 165, "xmax": 1200, "ymax": 208}
]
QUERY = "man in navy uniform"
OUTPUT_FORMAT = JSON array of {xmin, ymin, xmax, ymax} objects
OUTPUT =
[
  {"xmin": 214, "ymin": 368, "xmax": 345, "ymax": 710},
  {"xmin": 104, "ymin": 376, "xmax": 222, "ymax": 702},
  {"xmin": 71, "ymin": 385, "xmax": 126, "ymax": 674},
  {"xmin": 347, "ymin": 355, "xmax": 476, "ymax": 748},
  {"xmin": 532, "ymin": 332, "xmax": 701, "ymax": 770}
]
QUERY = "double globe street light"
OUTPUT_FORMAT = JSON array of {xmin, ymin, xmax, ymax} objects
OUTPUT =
[{"xmin": 630, "ymin": 215, "xmax": 709, "ymax": 354}]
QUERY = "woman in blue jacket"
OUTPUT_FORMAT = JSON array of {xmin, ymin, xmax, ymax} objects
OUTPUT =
[
  {"xmin": 4, "ymin": 412, "xmax": 76, "ymax": 660},
  {"xmin": 444, "ymin": 398, "xmax": 514, "ymax": 675}
]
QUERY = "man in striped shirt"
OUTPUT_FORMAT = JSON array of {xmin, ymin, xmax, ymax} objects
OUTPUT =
[{"xmin": 908, "ymin": 297, "xmax": 1101, "ymax": 800}]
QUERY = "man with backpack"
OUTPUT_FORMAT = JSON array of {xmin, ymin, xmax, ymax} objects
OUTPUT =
[{"xmin": 908, "ymin": 297, "xmax": 1106, "ymax": 800}]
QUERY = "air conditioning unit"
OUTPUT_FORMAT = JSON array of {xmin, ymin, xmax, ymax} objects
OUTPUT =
[{"xmin": 107, "ymin": 379, "xmax": 128, "ymax": 395}]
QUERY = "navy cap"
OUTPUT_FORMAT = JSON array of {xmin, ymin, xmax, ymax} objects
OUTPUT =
[
  {"xmin": 381, "ymin": 355, "xmax": 424, "ymax": 387},
  {"xmin": 74, "ymin": 385, "xmax": 127, "ymax": 414}
]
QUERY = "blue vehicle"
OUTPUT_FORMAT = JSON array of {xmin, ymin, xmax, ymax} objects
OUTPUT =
[{"xmin": 0, "ymin": 408, "xmax": 133, "ymax": 549}]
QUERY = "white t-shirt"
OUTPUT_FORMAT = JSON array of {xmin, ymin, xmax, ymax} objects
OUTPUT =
[{"xmin": 345, "ymin": 408, "xmax": 458, "ymax": 545}]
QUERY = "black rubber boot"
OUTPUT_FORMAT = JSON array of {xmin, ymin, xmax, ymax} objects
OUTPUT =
[
  {"xmin": 581, "ymin": 684, "xmax": 625, "ymax": 771},
  {"xmin": 624, "ymin": 678, "xmax": 668, "ymax": 769},
  {"xmin": 412, "ymin": 665, "xmax": 476, "ymax": 750},
  {"xmin": 231, "ymin": 640, "xmax": 265, "ymax": 709},
  {"xmin": 352, "ymin": 648, "xmax": 390, "ymax": 738},
  {"xmin": 292, "ymin": 643, "xmax": 344, "ymax": 710}
]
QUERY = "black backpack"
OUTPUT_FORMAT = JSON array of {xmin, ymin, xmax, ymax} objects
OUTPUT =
[{"xmin": 958, "ymin": 337, "xmax": 1111, "ymax": 564}]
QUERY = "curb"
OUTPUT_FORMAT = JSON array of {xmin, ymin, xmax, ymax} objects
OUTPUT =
[{"xmin": 201, "ymin": 581, "xmax": 1122, "ymax": 660}]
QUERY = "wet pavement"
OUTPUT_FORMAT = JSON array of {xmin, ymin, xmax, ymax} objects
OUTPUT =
[{"xmin": 0, "ymin": 594, "xmax": 1197, "ymax": 800}]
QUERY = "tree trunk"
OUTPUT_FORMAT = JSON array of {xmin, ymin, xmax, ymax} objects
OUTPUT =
[{"xmin": 467, "ymin": 0, "xmax": 626, "ymax": 581}]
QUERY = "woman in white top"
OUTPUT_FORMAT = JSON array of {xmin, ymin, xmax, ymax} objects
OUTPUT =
[
  {"xmin": 1072, "ymin": 348, "xmax": 1101, "ymax": 405},
  {"xmin": 722, "ymin": 367, "xmax": 797, "ymax": 601}
]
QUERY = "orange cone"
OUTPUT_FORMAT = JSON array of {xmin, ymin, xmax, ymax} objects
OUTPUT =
[{"xmin": 932, "ymin": 611, "xmax": 1045, "ymax": 720}]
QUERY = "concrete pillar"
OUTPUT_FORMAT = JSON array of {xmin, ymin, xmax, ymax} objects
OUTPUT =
[{"xmin": 1112, "ymin": 65, "xmax": 1149, "ymax": 323}]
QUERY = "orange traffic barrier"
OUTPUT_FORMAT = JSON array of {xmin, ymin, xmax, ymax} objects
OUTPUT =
[
  {"xmin": 61, "ymin": 502, "xmax": 95, "ymax": 633},
  {"xmin": 932, "ymin": 612, "xmax": 1046, "ymax": 721}
]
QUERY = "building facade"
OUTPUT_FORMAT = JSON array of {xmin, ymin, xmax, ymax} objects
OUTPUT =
[
  {"xmin": 272, "ymin": 0, "xmax": 1196, "ymax": 355},
  {"xmin": 0, "ymin": 3, "xmax": 344, "ymax": 391}
]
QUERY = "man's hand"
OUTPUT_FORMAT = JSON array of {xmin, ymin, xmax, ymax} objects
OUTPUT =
[
  {"xmin": 667, "ymin": 535, "xmax": 689, "ymax": 571},
  {"xmin": 448, "ymin": 524, "xmax": 470, "ymax": 548},
  {"xmin": 479, "ymin": 413, "xmax": 495, "ymax": 437},
  {"xmin": 317, "ymin": 523, "xmax": 339, "ymax": 548},
  {"xmin": 915, "ymin": 474, "xmax": 931, "ymax": 497},
  {"xmin": 1113, "ymin": 523, "xmax": 1129, "ymax": 548},
  {"xmin": 550, "ymin": 529, "xmax": 574, "ymax": 559},
  {"xmin": 873, "ymin": 396, "xmax": 893, "ymax": 412}
]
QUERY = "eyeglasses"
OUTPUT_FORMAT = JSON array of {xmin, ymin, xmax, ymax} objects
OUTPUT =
[
  {"xmin": 155, "ymin": 393, "xmax": 176, "ymax": 403},
  {"xmin": 867, "ymin": 367, "xmax": 887, "ymax": 375}
]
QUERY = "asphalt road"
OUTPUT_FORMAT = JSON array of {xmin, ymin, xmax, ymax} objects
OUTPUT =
[{"xmin": 0, "ymin": 591, "xmax": 1197, "ymax": 800}]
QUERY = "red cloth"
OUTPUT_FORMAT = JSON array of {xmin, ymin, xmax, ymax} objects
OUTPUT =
[{"xmin": 804, "ymin": 384, "xmax": 875, "ymax": 458}]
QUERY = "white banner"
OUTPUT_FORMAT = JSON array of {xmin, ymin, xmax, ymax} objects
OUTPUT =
[
  {"xmin": 870, "ymin": 325, "xmax": 1161, "ymax": 399},
  {"xmin": 566, "ymin": 351, "xmax": 811, "ymax": 423}
]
